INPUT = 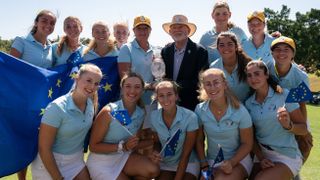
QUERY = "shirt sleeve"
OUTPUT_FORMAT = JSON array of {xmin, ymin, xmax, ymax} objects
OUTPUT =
[
  {"xmin": 186, "ymin": 111, "xmax": 199, "ymax": 132},
  {"xmin": 11, "ymin": 36, "xmax": 25, "ymax": 53},
  {"xmin": 194, "ymin": 105, "xmax": 203, "ymax": 126},
  {"xmin": 239, "ymin": 105, "xmax": 253, "ymax": 129},
  {"xmin": 117, "ymin": 45, "xmax": 131, "ymax": 63},
  {"xmin": 41, "ymin": 102, "xmax": 63, "ymax": 128}
]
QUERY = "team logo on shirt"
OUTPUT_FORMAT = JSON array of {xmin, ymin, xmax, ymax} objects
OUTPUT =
[{"xmin": 268, "ymin": 104, "xmax": 277, "ymax": 111}]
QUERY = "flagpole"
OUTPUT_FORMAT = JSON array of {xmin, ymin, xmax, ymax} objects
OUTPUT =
[{"xmin": 108, "ymin": 112, "xmax": 134, "ymax": 136}]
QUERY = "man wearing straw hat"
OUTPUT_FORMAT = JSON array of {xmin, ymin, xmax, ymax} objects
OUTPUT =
[{"xmin": 161, "ymin": 14, "xmax": 209, "ymax": 111}]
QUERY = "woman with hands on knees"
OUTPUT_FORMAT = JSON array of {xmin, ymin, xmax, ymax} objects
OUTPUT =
[
  {"xmin": 244, "ymin": 61, "xmax": 307, "ymax": 180},
  {"xmin": 87, "ymin": 72, "xmax": 159, "ymax": 180},
  {"xmin": 52, "ymin": 16, "xmax": 86, "ymax": 66},
  {"xmin": 149, "ymin": 81, "xmax": 199, "ymax": 180},
  {"xmin": 195, "ymin": 68, "xmax": 253, "ymax": 180},
  {"xmin": 31, "ymin": 64, "xmax": 103, "ymax": 180}
]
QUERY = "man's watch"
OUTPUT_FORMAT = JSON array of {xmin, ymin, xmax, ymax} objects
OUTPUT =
[{"xmin": 117, "ymin": 140, "xmax": 125, "ymax": 153}]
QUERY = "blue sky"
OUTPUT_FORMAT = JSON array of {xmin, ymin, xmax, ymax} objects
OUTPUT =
[{"xmin": 0, "ymin": 0, "xmax": 319, "ymax": 46}]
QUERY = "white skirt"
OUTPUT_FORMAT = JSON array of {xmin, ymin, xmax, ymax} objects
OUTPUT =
[
  {"xmin": 31, "ymin": 151, "xmax": 85, "ymax": 180},
  {"xmin": 254, "ymin": 144, "xmax": 302, "ymax": 176},
  {"xmin": 208, "ymin": 154, "xmax": 253, "ymax": 176},
  {"xmin": 160, "ymin": 162, "xmax": 200, "ymax": 178},
  {"xmin": 86, "ymin": 151, "xmax": 130, "ymax": 180}
]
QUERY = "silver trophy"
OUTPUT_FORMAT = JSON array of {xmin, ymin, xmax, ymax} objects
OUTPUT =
[{"xmin": 151, "ymin": 49, "xmax": 166, "ymax": 82}]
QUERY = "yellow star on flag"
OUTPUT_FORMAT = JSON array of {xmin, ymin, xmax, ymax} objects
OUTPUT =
[
  {"xmin": 39, "ymin": 108, "xmax": 45, "ymax": 116},
  {"xmin": 48, "ymin": 87, "xmax": 53, "ymax": 99},
  {"xmin": 69, "ymin": 72, "xmax": 77, "ymax": 79},
  {"xmin": 56, "ymin": 79, "xmax": 62, "ymax": 87},
  {"xmin": 103, "ymin": 83, "xmax": 112, "ymax": 92}
]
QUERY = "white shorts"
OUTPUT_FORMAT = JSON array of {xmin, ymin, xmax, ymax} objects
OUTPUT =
[
  {"xmin": 31, "ymin": 151, "xmax": 85, "ymax": 180},
  {"xmin": 254, "ymin": 144, "xmax": 302, "ymax": 176},
  {"xmin": 160, "ymin": 162, "xmax": 200, "ymax": 178},
  {"xmin": 86, "ymin": 152, "xmax": 130, "ymax": 180},
  {"xmin": 208, "ymin": 154, "xmax": 253, "ymax": 176}
]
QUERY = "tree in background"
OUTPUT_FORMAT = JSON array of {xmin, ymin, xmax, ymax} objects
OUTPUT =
[
  {"xmin": 0, "ymin": 37, "xmax": 12, "ymax": 53},
  {"xmin": 265, "ymin": 5, "xmax": 320, "ymax": 75}
]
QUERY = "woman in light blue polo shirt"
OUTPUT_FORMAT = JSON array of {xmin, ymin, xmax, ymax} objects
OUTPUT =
[
  {"xmin": 83, "ymin": 21, "xmax": 118, "ymax": 61},
  {"xmin": 10, "ymin": 10, "xmax": 56, "ymax": 68},
  {"xmin": 10, "ymin": 10, "xmax": 57, "ymax": 180},
  {"xmin": 195, "ymin": 68, "xmax": 253, "ymax": 180},
  {"xmin": 242, "ymin": 11, "xmax": 275, "ymax": 66},
  {"xmin": 52, "ymin": 16, "xmax": 86, "ymax": 66},
  {"xmin": 31, "ymin": 64, "xmax": 103, "ymax": 180},
  {"xmin": 244, "ymin": 61, "xmax": 307, "ymax": 179},
  {"xmin": 117, "ymin": 15, "xmax": 154, "ymax": 105},
  {"xmin": 87, "ymin": 72, "xmax": 159, "ymax": 180},
  {"xmin": 269, "ymin": 36, "xmax": 312, "ymax": 163},
  {"xmin": 149, "ymin": 81, "xmax": 199, "ymax": 180},
  {"xmin": 199, "ymin": 1, "xmax": 247, "ymax": 64},
  {"xmin": 210, "ymin": 32, "xmax": 251, "ymax": 102}
]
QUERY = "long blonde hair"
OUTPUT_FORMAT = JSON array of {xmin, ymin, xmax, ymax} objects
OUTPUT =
[
  {"xmin": 83, "ymin": 21, "xmax": 115, "ymax": 55},
  {"xmin": 198, "ymin": 68, "xmax": 240, "ymax": 109},
  {"xmin": 77, "ymin": 63, "xmax": 103, "ymax": 114},
  {"xmin": 56, "ymin": 16, "xmax": 83, "ymax": 56}
]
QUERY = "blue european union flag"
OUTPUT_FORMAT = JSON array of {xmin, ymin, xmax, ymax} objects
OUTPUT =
[
  {"xmin": 0, "ymin": 51, "xmax": 119, "ymax": 177},
  {"xmin": 164, "ymin": 129, "xmax": 181, "ymax": 157},
  {"xmin": 111, "ymin": 110, "xmax": 132, "ymax": 126},
  {"xmin": 285, "ymin": 81, "xmax": 313, "ymax": 103},
  {"xmin": 213, "ymin": 145, "xmax": 224, "ymax": 168}
]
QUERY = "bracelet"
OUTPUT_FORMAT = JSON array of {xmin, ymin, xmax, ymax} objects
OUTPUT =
[{"xmin": 200, "ymin": 165, "xmax": 209, "ymax": 170}]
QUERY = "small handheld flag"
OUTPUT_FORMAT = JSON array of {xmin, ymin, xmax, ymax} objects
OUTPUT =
[
  {"xmin": 285, "ymin": 82, "xmax": 313, "ymax": 103},
  {"xmin": 110, "ymin": 111, "xmax": 133, "ymax": 136},
  {"xmin": 160, "ymin": 129, "xmax": 181, "ymax": 157},
  {"xmin": 213, "ymin": 145, "xmax": 224, "ymax": 168},
  {"xmin": 201, "ymin": 168, "xmax": 212, "ymax": 180},
  {"xmin": 111, "ymin": 110, "xmax": 132, "ymax": 126}
]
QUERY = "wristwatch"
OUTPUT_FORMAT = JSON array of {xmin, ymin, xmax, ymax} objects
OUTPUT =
[{"xmin": 117, "ymin": 140, "xmax": 125, "ymax": 153}]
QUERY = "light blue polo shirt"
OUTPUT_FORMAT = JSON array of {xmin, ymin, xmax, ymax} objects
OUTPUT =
[
  {"xmin": 210, "ymin": 58, "xmax": 250, "ymax": 102},
  {"xmin": 199, "ymin": 26, "xmax": 247, "ymax": 64},
  {"xmin": 150, "ymin": 106, "xmax": 199, "ymax": 166},
  {"xmin": 268, "ymin": 62, "xmax": 310, "ymax": 91},
  {"xmin": 117, "ymin": 38, "xmax": 154, "ymax": 84},
  {"xmin": 245, "ymin": 87, "xmax": 301, "ymax": 158},
  {"xmin": 195, "ymin": 101, "xmax": 252, "ymax": 160},
  {"xmin": 242, "ymin": 33, "xmax": 275, "ymax": 65},
  {"xmin": 83, "ymin": 48, "xmax": 118, "ymax": 61},
  {"xmin": 103, "ymin": 100, "xmax": 144, "ymax": 144},
  {"xmin": 52, "ymin": 43, "xmax": 86, "ymax": 66},
  {"xmin": 41, "ymin": 93, "xmax": 94, "ymax": 154},
  {"xmin": 11, "ymin": 33, "xmax": 53, "ymax": 68}
]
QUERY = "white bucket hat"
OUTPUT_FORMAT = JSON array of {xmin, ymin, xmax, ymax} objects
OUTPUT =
[{"xmin": 162, "ymin": 14, "xmax": 197, "ymax": 37}]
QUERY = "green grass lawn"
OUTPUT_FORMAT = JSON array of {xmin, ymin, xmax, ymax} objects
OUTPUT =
[{"xmin": 300, "ymin": 104, "xmax": 320, "ymax": 179}]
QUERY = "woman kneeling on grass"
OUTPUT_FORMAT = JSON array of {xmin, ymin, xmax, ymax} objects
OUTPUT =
[
  {"xmin": 87, "ymin": 72, "xmax": 159, "ymax": 180},
  {"xmin": 195, "ymin": 68, "xmax": 253, "ymax": 180},
  {"xmin": 244, "ymin": 61, "xmax": 307, "ymax": 180},
  {"xmin": 32, "ymin": 64, "xmax": 102, "ymax": 180},
  {"xmin": 149, "ymin": 81, "xmax": 199, "ymax": 180}
]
